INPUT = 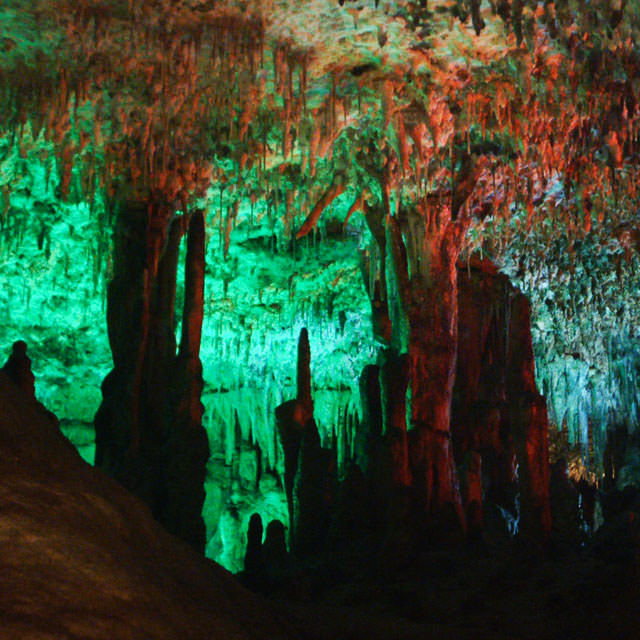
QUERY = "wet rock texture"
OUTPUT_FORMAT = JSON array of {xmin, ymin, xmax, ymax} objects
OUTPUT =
[{"xmin": 0, "ymin": 371, "xmax": 300, "ymax": 640}]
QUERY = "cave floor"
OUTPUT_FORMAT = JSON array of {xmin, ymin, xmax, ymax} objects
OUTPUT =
[{"xmin": 266, "ymin": 544, "xmax": 639, "ymax": 640}]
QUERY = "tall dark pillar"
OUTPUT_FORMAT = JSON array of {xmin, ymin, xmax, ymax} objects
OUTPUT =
[{"xmin": 95, "ymin": 202, "xmax": 209, "ymax": 552}]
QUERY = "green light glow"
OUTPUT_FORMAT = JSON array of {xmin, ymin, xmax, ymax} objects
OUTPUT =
[
  {"xmin": 2, "ymin": 131, "xmax": 640, "ymax": 567},
  {"xmin": 0, "ymin": 142, "xmax": 379, "ymax": 568}
]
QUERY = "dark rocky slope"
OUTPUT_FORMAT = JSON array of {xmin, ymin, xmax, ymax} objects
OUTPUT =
[{"xmin": 0, "ymin": 371, "xmax": 302, "ymax": 640}]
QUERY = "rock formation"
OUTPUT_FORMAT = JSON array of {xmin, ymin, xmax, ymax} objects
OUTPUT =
[
  {"xmin": 353, "ymin": 258, "xmax": 551, "ymax": 546},
  {"xmin": 276, "ymin": 328, "xmax": 332, "ymax": 555},
  {"xmin": 0, "ymin": 372, "xmax": 300, "ymax": 640},
  {"xmin": 267, "ymin": 259, "xmax": 551, "ymax": 555},
  {"xmin": 243, "ymin": 512, "xmax": 266, "ymax": 591},
  {"xmin": 1, "ymin": 340, "xmax": 35, "ymax": 397},
  {"xmin": 453, "ymin": 258, "xmax": 551, "ymax": 545},
  {"xmin": 95, "ymin": 203, "xmax": 210, "ymax": 552}
]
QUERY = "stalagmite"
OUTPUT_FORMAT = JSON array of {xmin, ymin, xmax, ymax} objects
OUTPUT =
[
  {"xmin": 275, "ymin": 328, "xmax": 331, "ymax": 554},
  {"xmin": 379, "ymin": 351, "xmax": 410, "ymax": 490},
  {"xmin": 356, "ymin": 364, "xmax": 382, "ymax": 475},
  {"xmin": 507, "ymin": 292, "xmax": 552, "ymax": 547},
  {"xmin": 165, "ymin": 210, "xmax": 210, "ymax": 552},
  {"xmin": 95, "ymin": 203, "xmax": 209, "ymax": 552},
  {"xmin": 297, "ymin": 328, "xmax": 312, "ymax": 416},
  {"xmin": 292, "ymin": 411, "xmax": 332, "ymax": 556},
  {"xmin": 94, "ymin": 200, "xmax": 154, "ymax": 483},
  {"xmin": 461, "ymin": 451, "xmax": 483, "ymax": 540},
  {"xmin": 452, "ymin": 260, "xmax": 551, "ymax": 546}
]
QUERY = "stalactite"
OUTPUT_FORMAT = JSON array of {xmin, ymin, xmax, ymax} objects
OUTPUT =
[
  {"xmin": 382, "ymin": 79, "xmax": 394, "ymax": 129},
  {"xmin": 296, "ymin": 182, "xmax": 345, "ymax": 239}
]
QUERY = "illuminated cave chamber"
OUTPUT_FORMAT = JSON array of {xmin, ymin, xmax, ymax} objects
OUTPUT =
[
  {"xmin": 4, "ymin": 162, "xmax": 639, "ymax": 571},
  {"xmin": 2, "ymin": 0, "xmax": 640, "ymax": 578}
]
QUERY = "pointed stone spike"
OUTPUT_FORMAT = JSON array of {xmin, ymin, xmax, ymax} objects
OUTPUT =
[{"xmin": 296, "ymin": 327, "xmax": 312, "ymax": 418}]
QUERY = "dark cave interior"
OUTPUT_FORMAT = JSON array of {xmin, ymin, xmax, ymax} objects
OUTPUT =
[{"xmin": 1, "ymin": 1, "xmax": 640, "ymax": 638}]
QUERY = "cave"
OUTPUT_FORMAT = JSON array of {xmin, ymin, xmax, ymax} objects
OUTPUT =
[{"xmin": 1, "ymin": 1, "xmax": 640, "ymax": 638}]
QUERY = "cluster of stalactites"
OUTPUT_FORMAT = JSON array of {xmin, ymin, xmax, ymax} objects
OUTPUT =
[
  {"xmin": 475, "ymin": 0, "xmax": 631, "ymax": 44},
  {"xmin": 5, "ymin": 0, "xmax": 639, "ymax": 250},
  {"xmin": 334, "ymin": 1, "xmax": 631, "ymax": 43},
  {"xmin": 205, "ymin": 384, "xmax": 361, "ymax": 476},
  {"xmin": 381, "ymin": 24, "xmax": 640, "ymax": 243},
  {"xmin": 0, "ymin": 0, "xmax": 267, "ymax": 207}
]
